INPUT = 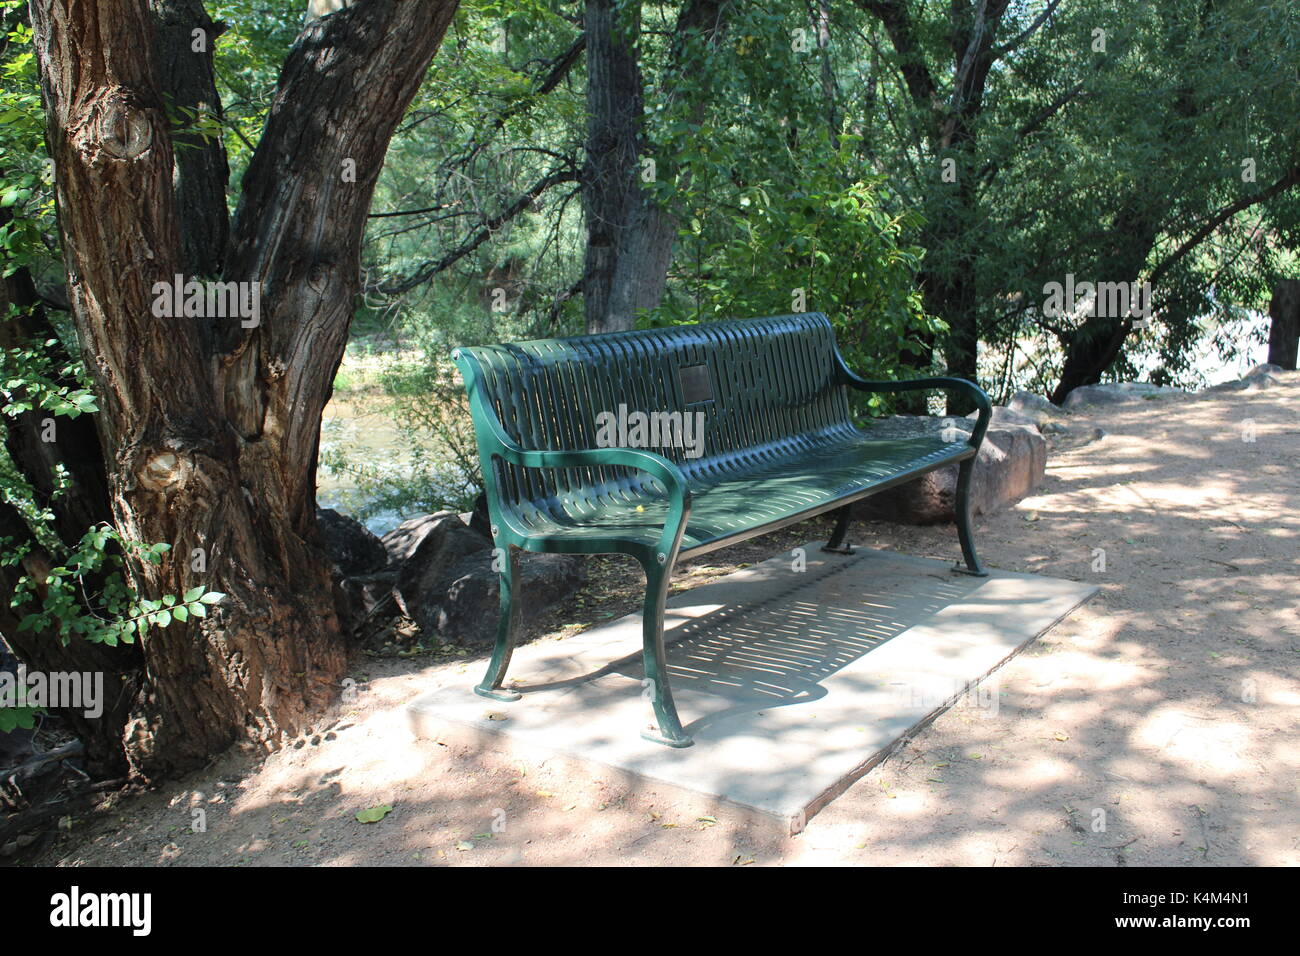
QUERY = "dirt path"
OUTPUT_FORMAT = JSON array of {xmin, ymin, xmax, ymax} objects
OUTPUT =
[{"xmin": 42, "ymin": 379, "xmax": 1300, "ymax": 867}]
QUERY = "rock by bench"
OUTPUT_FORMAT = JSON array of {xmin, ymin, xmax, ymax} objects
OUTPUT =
[
  {"xmin": 1063, "ymin": 381, "xmax": 1185, "ymax": 409},
  {"xmin": 1205, "ymin": 363, "xmax": 1295, "ymax": 393},
  {"xmin": 855, "ymin": 415, "xmax": 1046, "ymax": 524}
]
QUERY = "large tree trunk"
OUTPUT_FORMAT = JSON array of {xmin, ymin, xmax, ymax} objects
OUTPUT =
[
  {"xmin": 29, "ymin": 0, "xmax": 459, "ymax": 779},
  {"xmin": 582, "ymin": 0, "xmax": 664, "ymax": 334},
  {"xmin": 1267, "ymin": 279, "xmax": 1300, "ymax": 370}
]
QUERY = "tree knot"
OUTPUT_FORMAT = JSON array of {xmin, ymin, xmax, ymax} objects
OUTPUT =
[
  {"xmin": 138, "ymin": 450, "xmax": 193, "ymax": 492},
  {"xmin": 96, "ymin": 100, "xmax": 154, "ymax": 161}
]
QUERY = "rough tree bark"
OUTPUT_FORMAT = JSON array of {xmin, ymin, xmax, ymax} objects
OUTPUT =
[
  {"xmin": 148, "ymin": 0, "xmax": 230, "ymax": 277},
  {"xmin": 28, "ymin": 0, "xmax": 459, "ymax": 778}
]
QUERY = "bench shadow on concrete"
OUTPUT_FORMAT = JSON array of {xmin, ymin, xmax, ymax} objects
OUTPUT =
[{"xmin": 513, "ymin": 559, "xmax": 986, "ymax": 738}]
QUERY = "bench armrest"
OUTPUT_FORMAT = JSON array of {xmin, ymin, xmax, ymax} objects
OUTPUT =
[
  {"xmin": 497, "ymin": 439, "xmax": 693, "ymax": 563},
  {"xmin": 833, "ymin": 353, "xmax": 992, "ymax": 449},
  {"xmin": 454, "ymin": 348, "xmax": 693, "ymax": 561}
]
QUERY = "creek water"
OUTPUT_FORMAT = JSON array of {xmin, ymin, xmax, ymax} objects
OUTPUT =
[{"xmin": 316, "ymin": 395, "xmax": 418, "ymax": 536}]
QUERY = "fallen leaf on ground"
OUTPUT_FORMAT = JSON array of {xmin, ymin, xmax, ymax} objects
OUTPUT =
[{"xmin": 355, "ymin": 804, "xmax": 394, "ymax": 824}]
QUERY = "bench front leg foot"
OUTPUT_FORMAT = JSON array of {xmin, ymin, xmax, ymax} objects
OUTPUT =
[
  {"xmin": 821, "ymin": 505, "xmax": 854, "ymax": 554},
  {"xmin": 639, "ymin": 558, "xmax": 694, "ymax": 748},
  {"xmin": 954, "ymin": 458, "xmax": 988, "ymax": 577},
  {"xmin": 474, "ymin": 545, "xmax": 524, "ymax": 701}
]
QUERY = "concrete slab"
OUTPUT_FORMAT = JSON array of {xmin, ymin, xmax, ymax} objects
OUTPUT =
[{"xmin": 408, "ymin": 544, "xmax": 1098, "ymax": 834}]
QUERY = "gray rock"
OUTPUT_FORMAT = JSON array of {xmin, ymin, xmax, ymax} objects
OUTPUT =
[
  {"xmin": 1062, "ymin": 381, "xmax": 1184, "ymax": 409},
  {"xmin": 383, "ymin": 512, "xmax": 492, "ymax": 620},
  {"xmin": 855, "ymin": 417, "xmax": 1047, "ymax": 525},
  {"xmin": 382, "ymin": 511, "xmax": 456, "ymax": 564},
  {"xmin": 1205, "ymin": 363, "xmax": 1290, "ymax": 393},
  {"xmin": 316, "ymin": 507, "xmax": 388, "ymax": 576},
  {"xmin": 340, "ymin": 570, "xmax": 398, "ymax": 620},
  {"xmin": 967, "ymin": 405, "xmax": 1041, "ymax": 430},
  {"xmin": 432, "ymin": 551, "xmax": 586, "ymax": 646},
  {"xmin": 1040, "ymin": 420, "xmax": 1106, "ymax": 442},
  {"xmin": 1007, "ymin": 390, "xmax": 1067, "ymax": 422}
]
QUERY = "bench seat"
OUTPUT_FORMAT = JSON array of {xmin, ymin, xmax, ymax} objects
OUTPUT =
[{"xmin": 510, "ymin": 431, "xmax": 972, "ymax": 554}]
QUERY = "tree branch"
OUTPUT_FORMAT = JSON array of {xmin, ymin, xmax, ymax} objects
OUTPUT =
[
  {"xmin": 219, "ymin": 0, "xmax": 461, "ymax": 496},
  {"xmin": 988, "ymin": 0, "xmax": 1062, "ymax": 61},
  {"xmin": 375, "ymin": 167, "xmax": 578, "ymax": 295},
  {"xmin": 853, "ymin": 0, "xmax": 937, "ymax": 107},
  {"xmin": 1148, "ymin": 164, "xmax": 1300, "ymax": 287}
]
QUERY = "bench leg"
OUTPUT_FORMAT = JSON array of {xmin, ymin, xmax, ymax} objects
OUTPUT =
[
  {"xmin": 821, "ymin": 505, "xmax": 854, "ymax": 554},
  {"xmin": 954, "ymin": 458, "xmax": 988, "ymax": 576},
  {"xmin": 638, "ymin": 557, "xmax": 693, "ymax": 748},
  {"xmin": 474, "ymin": 545, "xmax": 524, "ymax": 702}
]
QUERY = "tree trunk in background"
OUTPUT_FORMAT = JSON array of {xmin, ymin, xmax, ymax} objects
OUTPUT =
[
  {"xmin": 0, "ymin": 253, "xmax": 114, "ymax": 547},
  {"xmin": 857, "ymin": 0, "xmax": 1011, "ymax": 413},
  {"xmin": 582, "ymin": 0, "xmax": 662, "ymax": 334},
  {"xmin": 1049, "ymin": 205, "xmax": 1162, "ymax": 405},
  {"xmin": 816, "ymin": 0, "xmax": 841, "ymax": 146},
  {"xmin": 0, "ymin": 501, "xmax": 140, "ymax": 777},
  {"xmin": 30, "ymin": 0, "xmax": 460, "ymax": 779},
  {"xmin": 1267, "ymin": 279, "xmax": 1300, "ymax": 370},
  {"xmin": 920, "ymin": 176, "xmax": 979, "ymax": 386},
  {"xmin": 582, "ymin": 0, "xmax": 727, "ymax": 334}
]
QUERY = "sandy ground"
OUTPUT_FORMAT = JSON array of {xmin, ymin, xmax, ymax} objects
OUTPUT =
[{"xmin": 36, "ymin": 377, "xmax": 1300, "ymax": 867}]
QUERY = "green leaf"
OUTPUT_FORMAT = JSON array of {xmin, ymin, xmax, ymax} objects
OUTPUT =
[
  {"xmin": 0, "ymin": 706, "xmax": 41, "ymax": 732},
  {"xmin": 355, "ymin": 804, "xmax": 394, "ymax": 824}
]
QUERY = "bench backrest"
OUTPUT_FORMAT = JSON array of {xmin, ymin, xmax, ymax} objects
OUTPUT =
[{"xmin": 454, "ymin": 313, "xmax": 854, "ymax": 506}]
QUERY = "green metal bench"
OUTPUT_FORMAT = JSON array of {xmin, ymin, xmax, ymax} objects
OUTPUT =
[{"xmin": 452, "ymin": 312, "xmax": 990, "ymax": 748}]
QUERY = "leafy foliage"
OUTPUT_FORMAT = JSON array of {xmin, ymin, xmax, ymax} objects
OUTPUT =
[{"xmin": 3, "ymin": 528, "xmax": 224, "ymax": 646}]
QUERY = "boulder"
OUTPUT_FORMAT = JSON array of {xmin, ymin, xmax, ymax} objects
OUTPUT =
[
  {"xmin": 340, "ymin": 570, "xmax": 398, "ymax": 620},
  {"xmin": 1007, "ymin": 390, "xmax": 1067, "ymax": 423},
  {"xmin": 970, "ymin": 405, "xmax": 1041, "ymax": 430},
  {"xmin": 855, "ymin": 416, "xmax": 1047, "ymax": 525},
  {"xmin": 382, "ymin": 512, "xmax": 492, "ymax": 620},
  {"xmin": 431, "ymin": 551, "xmax": 586, "ymax": 646},
  {"xmin": 1205, "ymin": 363, "xmax": 1291, "ymax": 393},
  {"xmin": 1062, "ymin": 381, "xmax": 1184, "ymax": 409},
  {"xmin": 316, "ymin": 507, "xmax": 388, "ymax": 576},
  {"xmin": 1040, "ymin": 420, "xmax": 1106, "ymax": 443}
]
